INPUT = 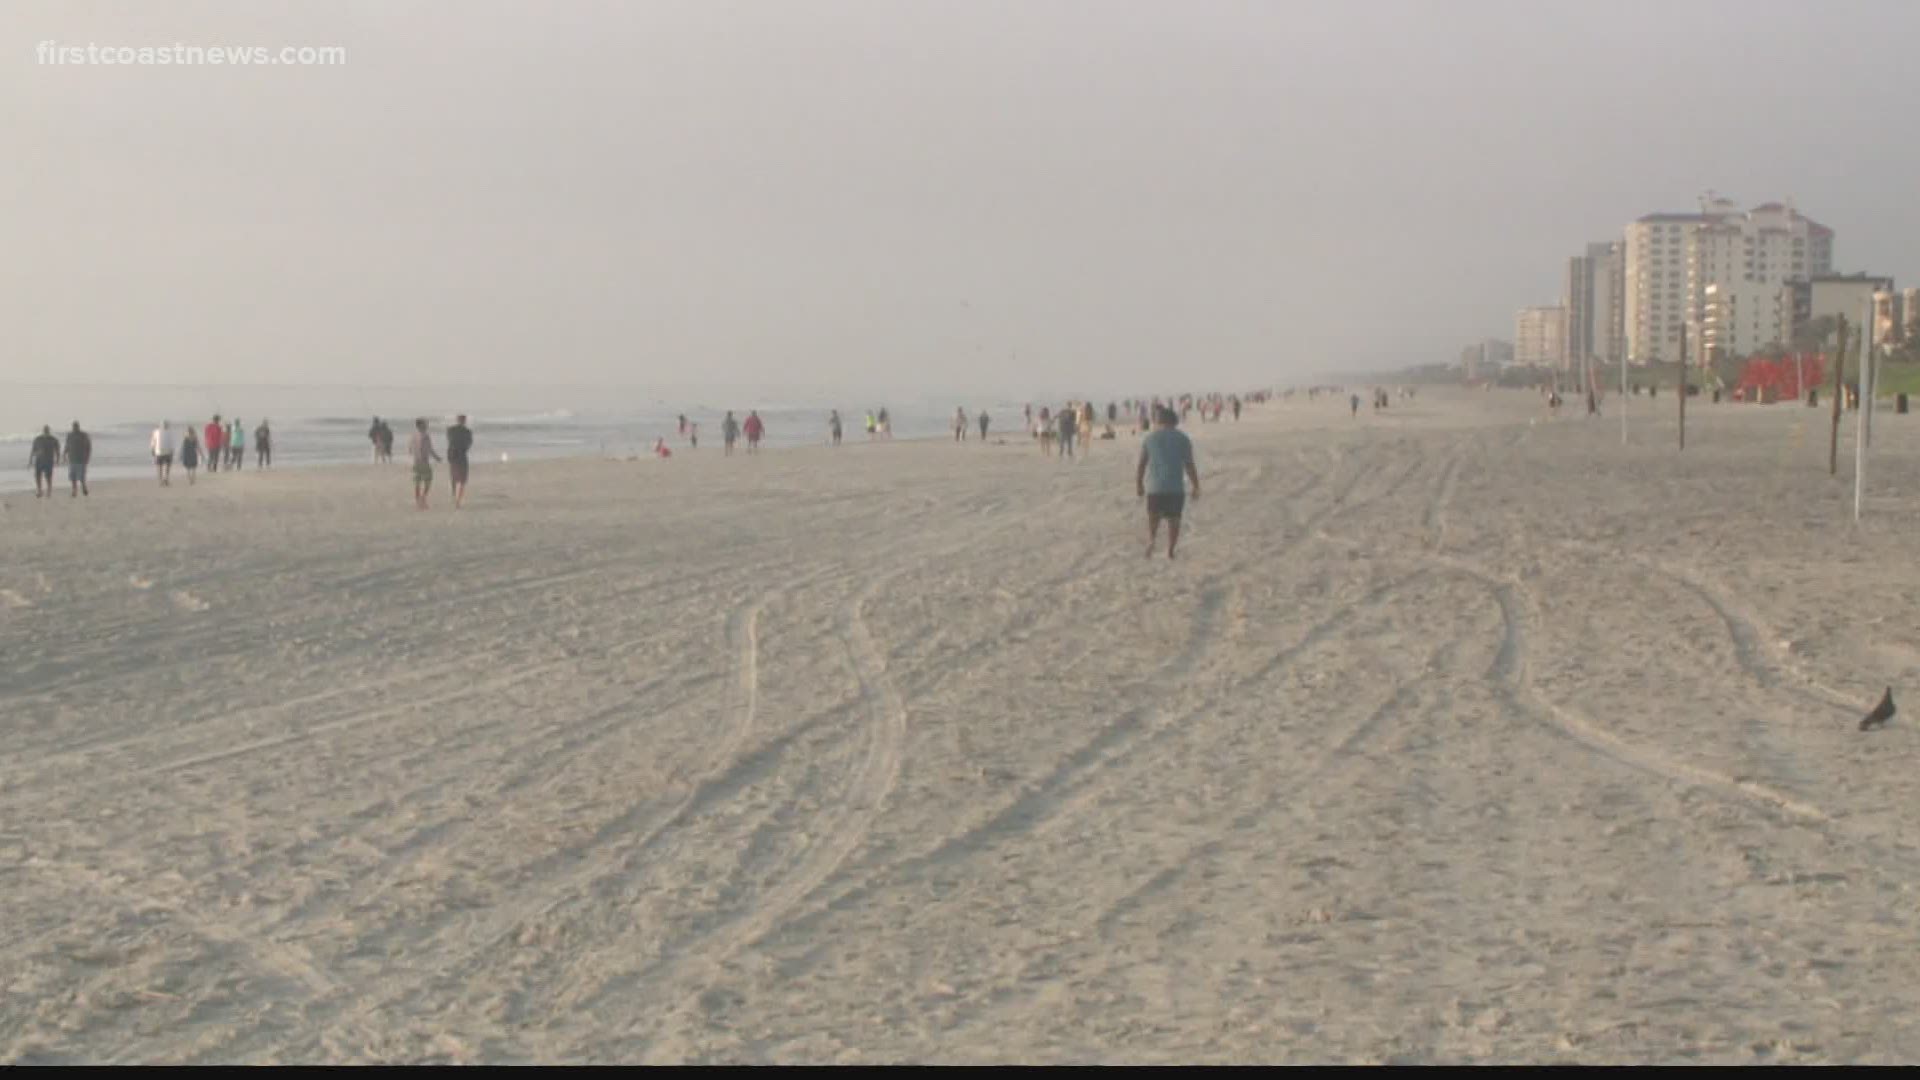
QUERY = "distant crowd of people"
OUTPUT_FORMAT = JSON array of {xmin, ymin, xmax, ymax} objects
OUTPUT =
[
  {"xmin": 25, "ymin": 415, "xmax": 275, "ymax": 498},
  {"xmin": 142, "ymin": 415, "xmax": 274, "ymax": 488},
  {"xmin": 645, "ymin": 395, "xmax": 1224, "ymax": 558},
  {"xmin": 640, "ymin": 394, "xmax": 1252, "ymax": 466},
  {"xmin": 20, "ymin": 411, "xmax": 479, "ymax": 512},
  {"xmin": 27, "ymin": 392, "xmax": 1260, "ymax": 535}
]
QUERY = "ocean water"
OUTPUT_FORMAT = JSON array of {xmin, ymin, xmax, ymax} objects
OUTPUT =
[{"xmin": 0, "ymin": 385, "xmax": 1038, "ymax": 493}]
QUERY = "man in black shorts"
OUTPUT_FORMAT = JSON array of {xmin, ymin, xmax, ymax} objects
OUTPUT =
[
  {"xmin": 446, "ymin": 414, "xmax": 473, "ymax": 509},
  {"xmin": 1137, "ymin": 406, "xmax": 1200, "ymax": 559},
  {"xmin": 29, "ymin": 426, "xmax": 59, "ymax": 498}
]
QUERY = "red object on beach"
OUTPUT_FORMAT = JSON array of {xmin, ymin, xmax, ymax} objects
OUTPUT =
[{"xmin": 1736, "ymin": 353, "xmax": 1826, "ymax": 403}]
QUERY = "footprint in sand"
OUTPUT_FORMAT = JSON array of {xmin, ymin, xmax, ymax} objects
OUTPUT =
[{"xmin": 169, "ymin": 590, "xmax": 210, "ymax": 613}]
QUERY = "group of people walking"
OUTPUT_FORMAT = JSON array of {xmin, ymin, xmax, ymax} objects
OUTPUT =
[
  {"xmin": 719, "ymin": 411, "xmax": 766, "ymax": 455},
  {"xmin": 361, "ymin": 415, "xmax": 471, "ymax": 509},
  {"xmin": 368, "ymin": 418, "xmax": 397, "ymax": 463},
  {"xmin": 397, "ymin": 415, "xmax": 474, "ymax": 510},
  {"xmin": 951, "ymin": 408, "xmax": 992, "ymax": 442},
  {"xmin": 24, "ymin": 416, "xmax": 272, "ymax": 496},
  {"xmin": 25, "ymin": 423, "xmax": 91, "ymax": 498},
  {"xmin": 145, "ymin": 416, "xmax": 271, "ymax": 486},
  {"xmin": 1026, "ymin": 402, "xmax": 1094, "ymax": 458}
]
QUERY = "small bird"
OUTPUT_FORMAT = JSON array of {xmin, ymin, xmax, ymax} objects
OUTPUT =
[{"xmin": 1859, "ymin": 688, "xmax": 1896, "ymax": 732}]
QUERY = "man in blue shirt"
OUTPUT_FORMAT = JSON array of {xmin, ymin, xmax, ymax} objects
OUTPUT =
[{"xmin": 1136, "ymin": 406, "xmax": 1200, "ymax": 559}]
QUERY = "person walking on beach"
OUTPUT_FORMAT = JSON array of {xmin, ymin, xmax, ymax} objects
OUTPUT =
[
  {"xmin": 180, "ymin": 427, "xmax": 201, "ymax": 484},
  {"xmin": 28, "ymin": 426, "xmax": 59, "ymax": 498},
  {"xmin": 722, "ymin": 411, "xmax": 741, "ymax": 456},
  {"xmin": 678, "ymin": 413, "xmax": 688, "ymax": 437},
  {"xmin": 378, "ymin": 420, "xmax": 396, "ymax": 463},
  {"xmin": 878, "ymin": 407, "xmax": 892, "ymax": 439},
  {"xmin": 1138, "ymin": 406, "xmax": 1200, "ymax": 560},
  {"xmin": 408, "ymin": 418, "xmax": 441, "ymax": 510},
  {"xmin": 688, "ymin": 421, "xmax": 698, "ymax": 450},
  {"xmin": 63, "ymin": 422, "xmax": 91, "ymax": 497},
  {"xmin": 829, "ymin": 409, "xmax": 844, "ymax": 447},
  {"xmin": 228, "ymin": 418, "xmax": 246, "ymax": 471},
  {"xmin": 203, "ymin": 416, "xmax": 223, "ymax": 473},
  {"xmin": 1057, "ymin": 402, "xmax": 1079, "ymax": 459},
  {"xmin": 369, "ymin": 417, "xmax": 384, "ymax": 463},
  {"xmin": 979, "ymin": 410, "xmax": 990, "ymax": 441},
  {"xmin": 865, "ymin": 411, "xmax": 877, "ymax": 440},
  {"xmin": 151, "ymin": 421, "xmax": 176, "ymax": 486},
  {"xmin": 446, "ymin": 414, "xmax": 473, "ymax": 509},
  {"xmin": 744, "ymin": 410, "xmax": 765, "ymax": 454},
  {"xmin": 255, "ymin": 420, "xmax": 272, "ymax": 468},
  {"xmin": 1350, "ymin": 393, "xmax": 1361, "ymax": 417},
  {"xmin": 1037, "ymin": 406, "xmax": 1054, "ymax": 455}
]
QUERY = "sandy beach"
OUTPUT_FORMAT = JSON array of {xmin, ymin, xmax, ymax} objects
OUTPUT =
[{"xmin": 3, "ymin": 389, "xmax": 1919, "ymax": 1064}]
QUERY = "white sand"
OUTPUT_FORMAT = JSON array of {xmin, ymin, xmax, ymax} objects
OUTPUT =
[{"xmin": 3, "ymin": 390, "xmax": 1919, "ymax": 1064}]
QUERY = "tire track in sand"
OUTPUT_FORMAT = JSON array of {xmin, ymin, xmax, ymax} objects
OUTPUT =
[
  {"xmin": 753, "ymin": 441, "xmax": 1435, "ymax": 964},
  {"xmin": 1091, "ymin": 642, "xmax": 1452, "ymax": 938},
  {"xmin": 1457, "ymin": 558, "xmax": 1920, "ymax": 895},
  {"xmin": 1559, "ymin": 539, "xmax": 1863, "ymax": 718},
  {"xmin": 1556, "ymin": 539, "xmax": 1863, "ymax": 807},
  {"xmin": 25, "ymin": 857, "xmax": 340, "ymax": 1009},
  {"xmin": 683, "ymin": 574, "xmax": 912, "ymax": 959},
  {"xmin": 949, "ymin": 645, "xmax": 1458, "ymax": 1043},
  {"xmin": 1429, "ymin": 551, "xmax": 1832, "ymax": 826},
  {"xmin": 274, "ymin": 516, "xmax": 1020, "ymax": 1058},
  {"xmin": 766, "ymin": 566, "xmax": 1432, "ymax": 988},
  {"xmin": 0, "ymin": 556, "xmax": 774, "ymax": 780},
  {"xmin": 515, "ymin": 508, "xmax": 1054, "ymax": 1026},
  {"xmin": 1422, "ymin": 440, "xmax": 1468, "ymax": 549},
  {"xmin": 272, "ymin": 576, "xmax": 799, "ymax": 1056},
  {"xmin": 577, "ymin": 573, "xmax": 921, "ymax": 1051}
]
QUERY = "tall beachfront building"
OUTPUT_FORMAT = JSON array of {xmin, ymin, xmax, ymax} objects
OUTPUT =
[
  {"xmin": 1515, "ymin": 306, "xmax": 1567, "ymax": 369},
  {"xmin": 1564, "ymin": 241, "xmax": 1623, "ymax": 370},
  {"xmin": 1623, "ymin": 194, "xmax": 1831, "ymax": 365}
]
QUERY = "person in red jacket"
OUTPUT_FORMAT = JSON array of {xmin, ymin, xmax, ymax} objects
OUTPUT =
[
  {"xmin": 203, "ymin": 416, "xmax": 224, "ymax": 473},
  {"xmin": 743, "ymin": 410, "xmax": 766, "ymax": 454}
]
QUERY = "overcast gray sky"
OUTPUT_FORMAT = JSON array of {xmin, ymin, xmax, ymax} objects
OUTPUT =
[{"xmin": 7, "ymin": 0, "xmax": 1918, "ymax": 395}]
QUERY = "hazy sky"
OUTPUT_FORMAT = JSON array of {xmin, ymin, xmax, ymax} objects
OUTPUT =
[{"xmin": 8, "ymin": 1, "xmax": 1919, "ymax": 396}]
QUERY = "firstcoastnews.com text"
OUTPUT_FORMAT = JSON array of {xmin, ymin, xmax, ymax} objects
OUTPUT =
[{"xmin": 36, "ymin": 41, "xmax": 347, "ymax": 67}]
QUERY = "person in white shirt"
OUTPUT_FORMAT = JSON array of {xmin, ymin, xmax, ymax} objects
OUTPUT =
[{"xmin": 150, "ymin": 421, "xmax": 176, "ymax": 486}]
